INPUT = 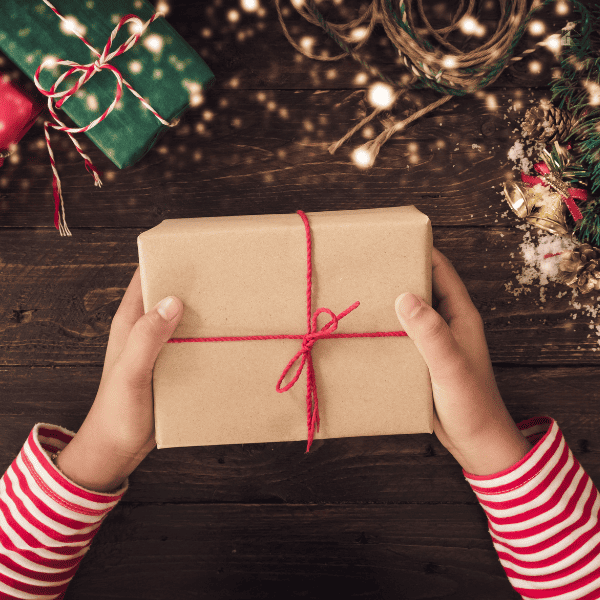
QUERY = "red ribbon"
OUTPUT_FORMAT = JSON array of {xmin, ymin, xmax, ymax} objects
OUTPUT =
[
  {"xmin": 521, "ymin": 162, "xmax": 586, "ymax": 221},
  {"xmin": 33, "ymin": 0, "xmax": 175, "ymax": 235},
  {"xmin": 167, "ymin": 210, "xmax": 408, "ymax": 452}
]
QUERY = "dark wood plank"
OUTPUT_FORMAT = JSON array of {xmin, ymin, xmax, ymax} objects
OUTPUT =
[
  {"xmin": 2, "ymin": 228, "xmax": 599, "ymax": 366},
  {"xmin": 1, "ymin": 365, "xmax": 597, "ymax": 505},
  {"xmin": 65, "ymin": 503, "xmax": 519, "ymax": 600},
  {"xmin": 0, "ymin": 89, "xmax": 563, "ymax": 229},
  {"xmin": 0, "ymin": 0, "xmax": 569, "ymax": 95}
]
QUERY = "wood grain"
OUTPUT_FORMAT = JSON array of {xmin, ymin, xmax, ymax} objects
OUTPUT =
[
  {"xmin": 0, "ymin": 1, "xmax": 596, "ymax": 598},
  {"xmin": 0, "ymin": 89, "xmax": 560, "ymax": 229},
  {"xmin": 0, "ymin": 365, "xmax": 597, "ymax": 505},
  {"xmin": 2, "ymin": 228, "xmax": 599, "ymax": 366},
  {"xmin": 65, "ymin": 503, "xmax": 520, "ymax": 600}
]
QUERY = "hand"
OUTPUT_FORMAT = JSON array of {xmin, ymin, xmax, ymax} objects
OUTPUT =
[
  {"xmin": 56, "ymin": 267, "xmax": 183, "ymax": 492},
  {"xmin": 394, "ymin": 247, "xmax": 531, "ymax": 476}
]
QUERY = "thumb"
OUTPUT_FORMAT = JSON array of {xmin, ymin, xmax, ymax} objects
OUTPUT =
[
  {"xmin": 395, "ymin": 292, "xmax": 462, "ymax": 382},
  {"xmin": 117, "ymin": 296, "xmax": 184, "ymax": 385}
]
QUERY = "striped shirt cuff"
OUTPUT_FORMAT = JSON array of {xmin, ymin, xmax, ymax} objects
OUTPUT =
[
  {"xmin": 0, "ymin": 423, "xmax": 128, "ymax": 599},
  {"xmin": 464, "ymin": 417, "xmax": 600, "ymax": 600}
]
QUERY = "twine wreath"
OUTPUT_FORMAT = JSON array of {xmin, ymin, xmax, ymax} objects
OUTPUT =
[
  {"xmin": 167, "ymin": 210, "xmax": 409, "ymax": 452},
  {"xmin": 276, "ymin": 0, "xmax": 555, "ymax": 166},
  {"xmin": 34, "ymin": 0, "xmax": 178, "ymax": 236}
]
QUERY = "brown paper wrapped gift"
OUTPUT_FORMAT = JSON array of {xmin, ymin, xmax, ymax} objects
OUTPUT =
[{"xmin": 138, "ymin": 206, "xmax": 433, "ymax": 449}]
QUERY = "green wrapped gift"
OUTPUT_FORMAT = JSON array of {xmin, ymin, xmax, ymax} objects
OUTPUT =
[{"xmin": 0, "ymin": 0, "xmax": 215, "ymax": 169}]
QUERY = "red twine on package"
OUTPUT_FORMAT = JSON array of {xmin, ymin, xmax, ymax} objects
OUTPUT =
[
  {"xmin": 521, "ymin": 162, "xmax": 586, "ymax": 222},
  {"xmin": 34, "ymin": 0, "xmax": 177, "ymax": 236},
  {"xmin": 167, "ymin": 210, "xmax": 408, "ymax": 452}
]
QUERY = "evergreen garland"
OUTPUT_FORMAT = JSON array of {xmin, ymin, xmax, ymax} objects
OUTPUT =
[{"xmin": 550, "ymin": 0, "xmax": 600, "ymax": 245}]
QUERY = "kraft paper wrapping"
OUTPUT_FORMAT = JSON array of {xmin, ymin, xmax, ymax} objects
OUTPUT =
[{"xmin": 138, "ymin": 206, "xmax": 433, "ymax": 449}]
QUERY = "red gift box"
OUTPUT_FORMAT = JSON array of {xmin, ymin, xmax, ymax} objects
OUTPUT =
[{"xmin": 0, "ymin": 75, "xmax": 44, "ymax": 166}]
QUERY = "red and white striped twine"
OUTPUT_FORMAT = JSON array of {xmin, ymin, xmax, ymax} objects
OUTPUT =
[{"xmin": 35, "ymin": 0, "xmax": 178, "ymax": 236}]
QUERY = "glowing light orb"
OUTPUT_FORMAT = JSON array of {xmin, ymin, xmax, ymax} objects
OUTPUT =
[
  {"xmin": 460, "ymin": 16, "xmax": 485, "ymax": 37},
  {"xmin": 190, "ymin": 93, "xmax": 203, "ymax": 107},
  {"xmin": 43, "ymin": 56, "xmax": 59, "ymax": 69},
  {"xmin": 351, "ymin": 27, "xmax": 367, "ymax": 41},
  {"xmin": 128, "ymin": 21, "xmax": 144, "ymax": 35},
  {"xmin": 241, "ymin": 0, "xmax": 259, "ymax": 11},
  {"xmin": 354, "ymin": 72, "xmax": 368, "ymax": 85},
  {"xmin": 143, "ymin": 34, "xmax": 164, "ymax": 53},
  {"xmin": 529, "ymin": 60, "xmax": 542, "ymax": 74},
  {"xmin": 460, "ymin": 17, "xmax": 477, "ymax": 33},
  {"xmin": 228, "ymin": 9, "xmax": 240, "ymax": 22},
  {"xmin": 291, "ymin": 0, "xmax": 305, "ymax": 8},
  {"xmin": 352, "ymin": 146, "xmax": 374, "ymax": 169},
  {"xmin": 529, "ymin": 20, "xmax": 545, "ymax": 36},
  {"xmin": 128, "ymin": 60, "xmax": 143, "ymax": 74},
  {"xmin": 156, "ymin": 1, "xmax": 170, "ymax": 15},
  {"xmin": 486, "ymin": 94, "xmax": 498, "ymax": 110},
  {"xmin": 584, "ymin": 80, "xmax": 600, "ymax": 106},
  {"xmin": 368, "ymin": 82, "xmax": 394, "ymax": 109},
  {"xmin": 555, "ymin": 0, "xmax": 569, "ymax": 15},
  {"xmin": 59, "ymin": 16, "xmax": 87, "ymax": 37},
  {"xmin": 300, "ymin": 36, "xmax": 315, "ymax": 52},
  {"xmin": 543, "ymin": 34, "xmax": 562, "ymax": 53},
  {"xmin": 86, "ymin": 94, "xmax": 99, "ymax": 111},
  {"xmin": 442, "ymin": 55, "xmax": 457, "ymax": 69}
]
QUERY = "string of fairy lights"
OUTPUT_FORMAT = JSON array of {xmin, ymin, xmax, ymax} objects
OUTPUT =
[{"xmin": 276, "ymin": 0, "xmax": 575, "ymax": 168}]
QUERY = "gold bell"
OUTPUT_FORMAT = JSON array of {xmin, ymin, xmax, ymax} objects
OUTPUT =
[
  {"xmin": 526, "ymin": 189, "xmax": 569, "ymax": 236},
  {"xmin": 503, "ymin": 181, "xmax": 537, "ymax": 218},
  {"xmin": 503, "ymin": 180, "xmax": 569, "ymax": 236}
]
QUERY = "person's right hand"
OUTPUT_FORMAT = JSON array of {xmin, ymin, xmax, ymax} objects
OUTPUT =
[{"xmin": 395, "ymin": 247, "xmax": 532, "ymax": 476}]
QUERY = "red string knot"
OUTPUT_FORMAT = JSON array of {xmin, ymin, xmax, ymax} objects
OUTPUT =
[{"xmin": 92, "ymin": 59, "xmax": 105, "ymax": 73}]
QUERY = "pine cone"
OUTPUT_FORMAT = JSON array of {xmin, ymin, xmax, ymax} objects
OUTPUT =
[
  {"xmin": 557, "ymin": 244, "xmax": 600, "ymax": 294},
  {"xmin": 522, "ymin": 104, "xmax": 576, "ymax": 145}
]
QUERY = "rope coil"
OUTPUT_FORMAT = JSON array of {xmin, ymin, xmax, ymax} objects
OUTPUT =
[{"xmin": 276, "ymin": 0, "xmax": 553, "ymax": 165}]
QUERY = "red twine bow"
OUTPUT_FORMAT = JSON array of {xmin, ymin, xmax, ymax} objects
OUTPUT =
[
  {"xmin": 167, "ymin": 210, "xmax": 408, "ymax": 452},
  {"xmin": 521, "ymin": 162, "xmax": 587, "ymax": 222},
  {"xmin": 34, "ymin": 0, "xmax": 176, "ymax": 236}
]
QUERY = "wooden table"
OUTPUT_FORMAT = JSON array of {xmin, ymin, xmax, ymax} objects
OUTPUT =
[{"xmin": 1, "ymin": 1, "xmax": 597, "ymax": 598}]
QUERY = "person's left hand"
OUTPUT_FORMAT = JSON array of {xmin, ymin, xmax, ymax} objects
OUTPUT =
[{"xmin": 56, "ymin": 267, "xmax": 183, "ymax": 492}]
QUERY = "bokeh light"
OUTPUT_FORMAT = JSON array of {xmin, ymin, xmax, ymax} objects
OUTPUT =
[
  {"xmin": 529, "ymin": 20, "xmax": 545, "ymax": 36},
  {"xmin": 529, "ymin": 60, "xmax": 542, "ymax": 74},
  {"xmin": 241, "ymin": 0, "xmax": 259, "ymax": 11},
  {"xmin": 143, "ymin": 34, "xmax": 164, "ymax": 53},
  {"xmin": 351, "ymin": 27, "xmax": 368, "ymax": 41},
  {"xmin": 352, "ymin": 146, "xmax": 374, "ymax": 169},
  {"xmin": 486, "ymin": 94, "xmax": 498, "ymax": 110},
  {"xmin": 228, "ymin": 9, "xmax": 240, "ymax": 23},
  {"xmin": 300, "ymin": 37, "xmax": 315, "ymax": 52},
  {"xmin": 542, "ymin": 34, "xmax": 562, "ymax": 54},
  {"xmin": 59, "ymin": 16, "xmax": 87, "ymax": 37},
  {"xmin": 584, "ymin": 80, "xmax": 600, "ymax": 106},
  {"xmin": 156, "ymin": 1, "xmax": 170, "ymax": 15},
  {"xmin": 442, "ymin": 55, "xmax": 457, "ymax": 69},
  {"xmin": 460, "ymin": 16, "xmax": 485, "ymax": 37},
  {"xmin": 555, "ymin": 0, "xmax": 570, "ymax": 15},
  {"xmin": 368, "ymin": 82, "xmax": 394, "ymax": 108}
]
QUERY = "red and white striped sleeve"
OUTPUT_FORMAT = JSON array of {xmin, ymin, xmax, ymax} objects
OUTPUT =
[
  {"xmin": 464, "ymin": 416, "xmax": 600, "ymax": 600},
  {"xmin": 0, "ymin": 423, "xmax": 128, "ymax": 600}
]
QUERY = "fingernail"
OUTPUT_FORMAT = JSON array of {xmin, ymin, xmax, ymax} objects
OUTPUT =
[
  {"xmin": 156, "ymin": 297, "xmax": 180, "ymax": 321},
  {"xmin": 396, "ymin": 293, "xmax": 422, "ymax": 320}
]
